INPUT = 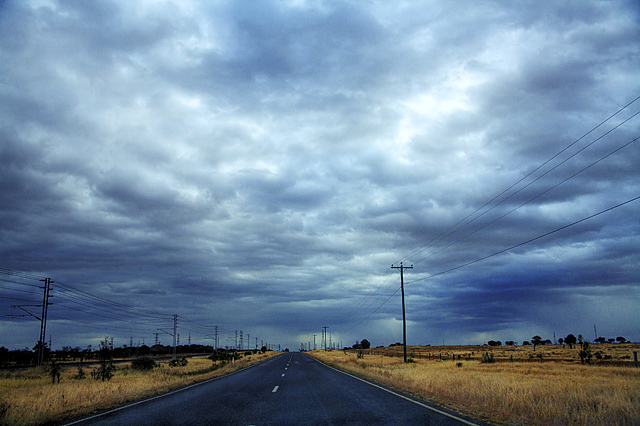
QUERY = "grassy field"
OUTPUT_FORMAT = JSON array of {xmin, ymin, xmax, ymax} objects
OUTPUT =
[
  {"xmin": 310, "ymin": 343, "xmax": 640, "ymax": 426},
  {"xmin": 0, "ymin": 352, "xmax": 280, "ymax": 426}
]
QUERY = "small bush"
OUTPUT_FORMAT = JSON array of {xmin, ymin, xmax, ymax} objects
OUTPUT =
[
  {"xmin": 49, "ymin": 360, "xmax": 61, "ymax": 384},
  {"xmin": 74, "ymin": 366, "xmax": 86, "ymax": 380},
  {"xmin": 91, "ymin": 363, "xmax": 116, "ymax": 381},
  {"xmin": 456, "ymin": 362, "xmax": 463, "ymax": 368},
  {"xmin": 209, "ymin": 350, "xmax": 234, "ymax": 362},
  {"xmin": 131, "ymin": 356, "xmax": 156, "ymax": 371},
  {"xmin": 481, "ymin": 352, "xmax": 495, "ymax": 364},
  {"xmin": 169, "ymin": 357, "xmax": 188, "ymax": 367}
]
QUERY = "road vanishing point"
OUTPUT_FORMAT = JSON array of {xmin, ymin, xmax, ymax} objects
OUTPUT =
[{"xmin": 63, "ymin": 352, "xmax": 488, "ymax": 426}]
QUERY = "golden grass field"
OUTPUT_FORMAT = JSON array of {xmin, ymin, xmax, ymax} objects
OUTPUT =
[
  {"xmin": 0, "ymin": 352, "xmax": 280, "ymax": 426},
  {"xmin": 310, "ymin": 343, "xmax": 640, "ymax": 426}
]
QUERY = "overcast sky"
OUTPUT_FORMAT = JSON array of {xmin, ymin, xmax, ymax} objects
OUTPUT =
[{"xmin": 1, "ymin": 0, "xmax": 639, "ymax": 352}]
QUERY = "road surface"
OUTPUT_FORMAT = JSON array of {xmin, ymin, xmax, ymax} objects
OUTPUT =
[{"xmin": 64, "ymin": 352, "xmax": 486, "ymax": 425}]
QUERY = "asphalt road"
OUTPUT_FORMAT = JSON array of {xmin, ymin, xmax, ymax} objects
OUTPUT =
[{"xmin": 64, "ymin": 352, "xmax": 486, "ymax": 426}]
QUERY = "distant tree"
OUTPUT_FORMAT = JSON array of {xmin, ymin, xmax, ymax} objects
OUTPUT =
[
  {"xmin": 607, "ymin": 338, "xmax": 615, "ymax": 344},
  {"xmin": 543, "ymin": 339, "xmax": 552, "ymax": 346},
  {"xmin": 91, "ymin": 338, "xmax": 116, "ymax": 381},
  {"xmin": 531, "ymin": 336, "xmax": 543, "ymax": 350},
  {"xmin": 0, "ymin": 346, "xmax": 8, "ymax": 367},
  {"xmin": 616, "ymin": 336, "xmax": 626, "ymax": 343},
  {"xmin": 49, "ymin": 359, "xmax": 61, "ymax": 384},
  {"xmin": 578, "ymin": 341, "xmax": 592, "ymax": 365},
  {"xmin": 564, "ymin": 334, "xmax": 577, "ymax": 349},
  {"xmin": 594, "ymin": 337, "xmax": 606, "ymax": 344},
  {"xmin": 558, "ymin": 338, "xmax": 564, "ymax": 345},
  {"xmin": 522, "ymin": 341, "xmax": 531, "ymax": 346},
  {"xmin": 487, "ymin": 340, "xmax": 501, "ymax": 347},
  {"xmin": 360, "ymin": 339, "xmax": 371, "ymax": 349},
  {"xmin": 505, "ymin": 341, "xmax": 515, "ymax": 346}
]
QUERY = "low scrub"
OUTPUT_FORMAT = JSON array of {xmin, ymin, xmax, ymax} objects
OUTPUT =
[{"xmin": 130, "ymin": 356, "xmax": 156, "ymax": 371}]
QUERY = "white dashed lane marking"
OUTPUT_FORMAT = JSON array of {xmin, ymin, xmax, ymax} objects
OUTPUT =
[{"xmin": 272, "ymin": 386, "xmax": 279, "ymax": 393}]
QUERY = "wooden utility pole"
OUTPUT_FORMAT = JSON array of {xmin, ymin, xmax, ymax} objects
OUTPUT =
[
  {"xmin": 392, "ymin": 263, "xmax": 412, "ymax": 363},
  {"xmin": 38, "ymin": 278, "xmax": 53, "ymax": 365},
  {"xmin": 172, "ymin": 314, "xmax": 178, "ymax": 360},
  {"xmin": 322, "ymin": 326, "xmax": 328, "ymax": 350}
]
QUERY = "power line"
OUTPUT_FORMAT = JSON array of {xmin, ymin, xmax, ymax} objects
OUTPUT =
[
  {"xmin": 412, "ymin": 132, "xmax": 640, "ymax": 265},
  {"xmin": 408, "ymin": 195, "xmax": 640, "ymax": 283},
  {"xmin": 395, "ymin": 96, "xmax": 640, "ymax": 266}
]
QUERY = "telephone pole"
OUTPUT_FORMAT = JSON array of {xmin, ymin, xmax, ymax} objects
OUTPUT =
[
  {"xmin": 214, "ymin": 326, "xmax": 218, "ymax": 349},
  {"xmin": 322, "ymin": 326, "xmax": 328, "ymax": 351},
  {"xmin": 171, "ymin": 314, "xmax": 178, "ymax": 360},
  {"xmin": 313, "ymin": 334, "xmax": 316, "ymax": 351},
  {"xmin": 392, "ymin": 262, "xmax": 413, "ymax": 363},
  {"xmin": 38, "ymin": 278, "xmax": 53, "ymax": 365}
]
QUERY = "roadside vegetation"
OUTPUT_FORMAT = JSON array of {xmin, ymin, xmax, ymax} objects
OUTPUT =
[
  {"xmin": 310, "ymin": 342, "xmax": 640, "ymax": 426},
  {"xmin": 0, "ymin": 349, "xmax": 280, "ymax": 426}
]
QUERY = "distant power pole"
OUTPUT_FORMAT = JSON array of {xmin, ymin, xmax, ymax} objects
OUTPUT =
[
  {"xmin": 172, "ymin": 314, "xmax": 178, "ymax": 360},
  {"xmin": 38, "ymin": 278, "xmax": 53, "ymax": 365},
  {"xmin": 322, "ymin": 326, "xmax": 329, "ymax": 351},
  {"xmin": 155, "ymin": 333, "xmax": 160, "ymax": 346},
  {"xmin": 214, "ymin": 326, "xmax": 219, "ymax": 349},
  {"xmin": 240, "ymin": 330, "xmax": 243, "ymax": 350},
  {"xmin": 392, "ymin": 262, "xmax": 413, "ymax": 363},
  {"xmin": 313, "ymin": 334, "xmax": 316, "ymax": 351}
]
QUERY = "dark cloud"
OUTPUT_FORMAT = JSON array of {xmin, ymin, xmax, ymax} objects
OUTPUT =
[{"xmin": 1, "ymin": 0, "xmax": 639, "ymax": 351}]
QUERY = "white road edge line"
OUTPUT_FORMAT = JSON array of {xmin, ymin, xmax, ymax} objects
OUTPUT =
[
  {"xmin": 272, "ymin": 385, "xmax": 279, "ymax": 393},
  {"xmin": 309, "ymin": 356, "xmax": 478, "ymax": 426}
]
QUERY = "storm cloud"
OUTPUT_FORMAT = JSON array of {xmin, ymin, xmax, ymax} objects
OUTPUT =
[{"xmin": 1, "ymin": 0, "xmax": 639, "ymax": 351}]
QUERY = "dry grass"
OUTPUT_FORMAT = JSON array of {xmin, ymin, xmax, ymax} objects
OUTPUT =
[
  {"xmin": 0, "ymin": 352, "xmax": 280, "ymax": 426},
  {"xmin": 310, "ymin": 344, "xmax": 640, "ymax": 426}
]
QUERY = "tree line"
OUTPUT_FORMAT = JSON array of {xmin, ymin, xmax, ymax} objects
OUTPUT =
[{"xmin": 486, "ymin": 334, "xmax": 627, "ymax": 350}]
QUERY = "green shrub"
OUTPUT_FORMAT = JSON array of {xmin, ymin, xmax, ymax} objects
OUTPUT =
[
  {"xmin": 169, "ymin": 357, "xmax": 188, "ymax": 367},
  {"xmin": 131, "ymin": 356, "xmax": 156, "ymax": 371},
  {"xmin": 481, "ymin": 352, "xmax": 495, "ymax": 364},
  {"xmin": 209, "ymin": 350, "xmax": 234, "ymax": 362},
  {"xmin": 74, "ymin": 366, "xmax": 86, "ymax": 380}
]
